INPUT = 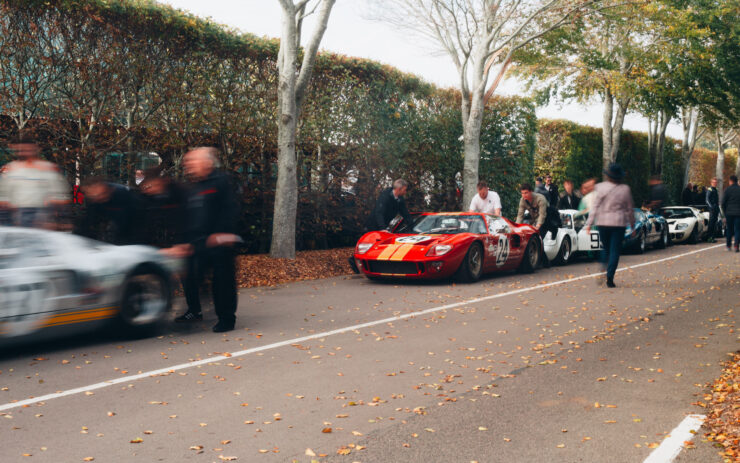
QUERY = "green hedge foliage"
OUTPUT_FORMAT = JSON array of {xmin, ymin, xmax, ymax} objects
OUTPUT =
[
  {"xmin": 536, "ymin": 120, "xmax": 684, "ymax": 206},
  {"xmin": 0, "ymin": 0, "xmax": 536, "ymax": 252}
]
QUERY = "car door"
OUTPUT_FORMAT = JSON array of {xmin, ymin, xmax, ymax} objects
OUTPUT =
[
  {"xmin": 484, "ymin": 216, "xmax": 520, "ymax": 271},
  {"xmin": 574, "ymin": 212, "xmax": 602, "ymax": 251}
]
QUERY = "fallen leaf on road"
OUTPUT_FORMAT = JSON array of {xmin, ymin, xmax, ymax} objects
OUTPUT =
[
  {"xmin": 322, "ymin": 428, "xmax": 332, "ymax": 433},
  {"xmin": 130, "ymin": 438, "xmax": 143, "ymax": 444}
]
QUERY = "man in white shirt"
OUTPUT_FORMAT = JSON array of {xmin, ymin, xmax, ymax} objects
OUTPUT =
[{"xmin": 468, "ymin": 181, "xmax": 502, "ymax": 216}]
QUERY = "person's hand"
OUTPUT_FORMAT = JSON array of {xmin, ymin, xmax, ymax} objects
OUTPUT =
[
  {"xmin": 584, "ymin": 226, "xmax": 590, "ymax": 235},
  {"xmin": 206, "ymin": 233, "xmax": 241, "ymax": 248}
]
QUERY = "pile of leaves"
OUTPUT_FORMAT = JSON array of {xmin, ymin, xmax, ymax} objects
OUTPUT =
[
  {"xmin": 236, "ymin": 247, "xmax": 354, "ymax": 288},
  {"xmin": 704, "ymin": 352, "xmax": 740, "ymax": 462}
]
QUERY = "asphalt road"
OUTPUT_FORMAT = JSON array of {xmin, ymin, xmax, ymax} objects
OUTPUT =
[{"xmin": 0, "ymin": 242, "xmax": 737, "ymax": 463}]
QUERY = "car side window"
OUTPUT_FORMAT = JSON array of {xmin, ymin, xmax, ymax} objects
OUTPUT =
[{"xmin": 487, "ymin": 217, "xmax": 510, "ymax": 235}]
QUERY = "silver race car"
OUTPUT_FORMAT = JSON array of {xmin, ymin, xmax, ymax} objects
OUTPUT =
[
  {"xmin": 0, "ymin": 227, "xmax": 182, "ymax": 346},
  {"xmin": 661, "ymin": 206, "xmax": 707, "ymax": 244}
]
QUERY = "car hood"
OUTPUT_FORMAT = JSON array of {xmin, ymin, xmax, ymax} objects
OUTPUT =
[{"xmin": 357, "ymin": 232, "xmax": 473, "ymax": 259}]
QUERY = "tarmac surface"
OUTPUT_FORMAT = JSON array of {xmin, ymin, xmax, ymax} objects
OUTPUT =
[{"xmin": 0, "ymin": 242, "xmax": 737, "ymax": 463}]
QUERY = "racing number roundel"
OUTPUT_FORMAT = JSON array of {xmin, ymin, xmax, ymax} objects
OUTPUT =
[{"xmin": 495, "ymin": 235, "xmax": 510, "ymax": 267}]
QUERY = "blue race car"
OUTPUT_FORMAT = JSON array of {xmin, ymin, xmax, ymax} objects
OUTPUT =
[{"xmin": 623, "ymin": 208, "xmax": 669, "ymax": 253}]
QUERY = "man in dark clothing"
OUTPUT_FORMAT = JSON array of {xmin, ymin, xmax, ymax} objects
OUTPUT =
[
  {"xmin": 721, "ymin": 175, "xmax": 740, "ymax": 252},
  {"xmin": 544, "ymin": 175, "xmax": 559, "ymax": 206},
  {"xmin": 681, "ymin": 183, "xmax": 693, "ymax": 206},
  {"xmin": 534, "ymin": 177, "xmax": 548, "ymax": 197},
  {"xmin": 558, "ymin": 180, "xmax": 579, "ymax": 210},
  {"xmin": 166, "ymin": 147, "xmax": 240, "ymax": 332},
  {"xmin": 79, "ymin": 178, "xmax": 140, "ymax": 245},
  {"xmin": 365, "ymin": 179, "xmax": 412, "ymax": 231},
  {"xmin": 706, "ymin": 177, "xmax": 720, "ymax": 242},
  {"xmin": 646, "ymin": 175, "xmax": 668, "ymax": 213}
]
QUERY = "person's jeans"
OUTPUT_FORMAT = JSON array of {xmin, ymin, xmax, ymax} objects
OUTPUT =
[
  {"xmin": 184, "ymin": 246, "xmax": 238, "ymax": 325},
  {"xmin": 598, "ymin": 226, "xmax": 625, "ymax": 280},
  {"xmin": 726, "ymin": 215, "xmax": 740, "ymax": 248}
]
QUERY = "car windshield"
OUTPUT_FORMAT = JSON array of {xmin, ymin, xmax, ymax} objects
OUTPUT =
[
  {"xmin": 404, "ymin": 214, "xmax": 488, "ymax": 235},
  {"xmin": 662, "ymin": 208, "xmax": 694, "ymax": 219}
]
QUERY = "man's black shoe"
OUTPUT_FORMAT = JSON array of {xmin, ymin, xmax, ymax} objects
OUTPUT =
[
  {"xmin": 212, "ymin": 322, "xmax": 235, "ymax": 333},
  {"xmin": 175, "ymin": 312, "xmax": 202, "ymax": 323},
  {"xmin": 606, "ymin": 278, "xmax": 616, "ymax": 288}
]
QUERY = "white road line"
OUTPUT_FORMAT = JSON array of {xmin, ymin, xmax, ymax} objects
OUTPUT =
[
  {"xmin": 0, "ymin": 244, "xmax": 724, "ymax": 412},
  {"xmin": 643, "ymin": 414, "xmax": 706, "ymax": 463}
]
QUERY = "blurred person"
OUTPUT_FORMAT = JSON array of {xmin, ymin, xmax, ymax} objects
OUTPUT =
[
  {"xmin": 544, "ymin": 174, "xmax": 559, "ymax": 206},
  {"xmin": 692, "ymin": 184, "xmax": 702, "ymax": 204},
  {"xmin": 534, "ymin": 177, "xmax": 548, "ymax": 197},
  {"xmin": 135, "ymin": 169, "xmax": 145, "ymax": 186},
  {"xmin": 721, "ymin": 175, "xmax": 740, "ymax": 252},
  {"xmin": 705, "ymin": 177, "xmax": 720, "ymax": 243},
  {"xmin": 558, "ymin": 179, "xmax": 578, "ymax": 210},
  {"xmin": 0, "ymin": 136, "xmax": 70, "ymax": 228},
  {"xmin": 646, "ymin": 175, "xmax": 667, "ymax": 213},
  {"xmin": 585, "ymin": 163, "xmax": 635, "ymax": 288},
  {"xmin": 165, "ymin": 147, "xmax": 240, "ymax": 332},
  {"xmin": 139, "ymin": 167, "xmax": 186, "ymax": 248},
  {"xmin": 468, "ymin": 180, "xmax": 502, "ymax": 216},
  {"xmin": 681, "ymin": 183, "xmax": 693, "ymax": 205},
  {"xmin": 79, "ymin": 177, "xmax": 140, "ymax": 245},
  {"xmin": 577, "ymin": 178, "xmax": 597, "ymax": 216},
  {"xmin": 516, "ymin": 183, "xmax": 558, "ymax": 268}
]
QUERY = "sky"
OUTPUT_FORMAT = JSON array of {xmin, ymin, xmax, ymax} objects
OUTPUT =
[{"xmin": 160, "ymin": 0, "xmax": 684, "ymax": 139}]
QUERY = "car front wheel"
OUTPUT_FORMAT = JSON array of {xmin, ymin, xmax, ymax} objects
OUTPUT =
[
  {"xmin": 117, "ymin": 270, "xmax": 171, "ymax": 336},
  {"xmin": 455, "ymin": 242, "xmax": 484, "ymax": 283}
]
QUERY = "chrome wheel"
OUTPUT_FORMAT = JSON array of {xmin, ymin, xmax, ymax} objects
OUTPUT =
[
  {"xmin": 469, "ymin": 245, "xmax": 482, "ymax": 276},
  {"xmin": 561, "ymin": 238, "xmax": 571, "ymax": 262},
  {"xmin": 528, "ymin": 241, "xmax": 539, "ymax": 267}
]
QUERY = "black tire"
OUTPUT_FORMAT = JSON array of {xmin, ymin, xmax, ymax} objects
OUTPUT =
[
  {"xmin": 635, "ymin": 230, "xmax": 646, "ymax": 254},
  {"xmin": 517, "ymin": 237, "xmax": 540, "ymax": 274},
  {"xmin": 454, "ymin": 242, "xmax": 484, "ymax": 283},
  {"xmin": 117, "ymin": 269, "xmax": 171, "ymax": 337},
  {"xmin": 656, "ymin": 228, "xmax": 668, "ymax": 249},
  {"xmin": 554, "ymin": 236, "xmax": 571, "ymax": 265},
  {"xmin": 688, "ymin": 225, "xmax": 699, "ymax": 244}
]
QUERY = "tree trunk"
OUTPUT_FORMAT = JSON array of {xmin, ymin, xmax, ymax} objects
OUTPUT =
[
  {"xmin": 272, "ymin": 92, "xmax": 299, "ymax": 258},
  {"xmin": 609, "ymin": 99, "xmax": 628, "ymax": 164},
  {"xmin": 461, "ymin": 99, "xmax": 484, "ymax": 209},
  {"xmin": 648, "ymin": 116, "xmax": 657, "ymax": 173},
  {"xmin": 716, "ymin": 129, "xmax": 725, "ymax": 197},
  {"xmin": 656, "ymin": 111, "xmax": 670, "ymax": 176},
  {"xmin": 602, "ymin": 89, "xmax": 614, "ymax": 171},
  {"xmin": 680, "ymin": 107, "xmax": 701, "ymax": 187},
  {"xmin": 736, "ymin": 139, "xmax": 740, "ymax": 178}
]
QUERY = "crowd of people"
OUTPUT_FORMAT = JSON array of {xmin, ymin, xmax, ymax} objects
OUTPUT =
[
  {"xmin": 2, "ymin": 136, "xmax": 740, "ymax": 311},
  {"xmin": 0, "ymin": 138, "xmax": 241, "ymax": 333}
]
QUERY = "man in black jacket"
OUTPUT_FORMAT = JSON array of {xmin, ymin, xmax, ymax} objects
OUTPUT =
[
  {"xmin": 706, "ymin": 177, "xmax": 720, "ymax": 242},
  {"xmin": 167, "ymin": 147, "xmax": 240, "ymax": 332},
  {"xmin": 365, "ymin": 179, "xmax": 413, "ymax": 231},
  {"xmin": 558, "ymin": 180, "xmax": 579, "ymax": 210},
  {"xmin": 681, "ymin": 183, "xmax": 693, "ymax": 206},
  {"xmin": 79, "ymin": 177, "xmax": 141, "ymax": 245},
  {"xmin": 722, "ymin": 175, "xmax": 740, "ymax": 252},
  {"xmin": 544, "ymin": 175, "xmax": 559, "ymax": 207}
]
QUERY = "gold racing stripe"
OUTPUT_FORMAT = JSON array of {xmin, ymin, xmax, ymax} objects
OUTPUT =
[
  {"xmin": 389, "ymin": 244, "xmax": 414, "ymax": 261},
  {"xmin": 42, "ymin": 307, "xmax": 119, "ymax": 328},
  {"xmin": 376, "ymin": 244, "xmax": 400, "ymax": 261}
]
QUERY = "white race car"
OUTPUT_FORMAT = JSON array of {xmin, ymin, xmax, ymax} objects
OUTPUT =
[
  {"xmin": 689, "ymin": 204, "xmax": 725, "ymax": 238},
  {"xmin": 0, "ymin": 227, "xmax": 182, "ymax": 346},
  {"xmin": 661, "ymin": 206, "xmax": 707, "ymax": 244},
  {"xmin": 543, "ymin": 209, "xmax": 602, "ymax": 265}
]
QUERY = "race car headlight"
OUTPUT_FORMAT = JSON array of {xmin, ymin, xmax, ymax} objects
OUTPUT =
[
  {"xmin": 356, "ymin": 243, "xmax": 373, "ymax": 254},
  {"xmin": 675, "ymin": 223, "xmax": 689, "ymax": 231},
  {"xmin": 426, "ymin": 244, "xmax": 452, "ymax": 256}
]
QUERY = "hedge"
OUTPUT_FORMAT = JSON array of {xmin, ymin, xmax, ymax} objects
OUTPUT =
[{"xmin": 0, "ymin": 0, "xmax": 536, "ymax": 252}]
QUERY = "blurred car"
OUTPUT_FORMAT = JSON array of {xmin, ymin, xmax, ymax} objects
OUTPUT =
[
  {"xmin": 0, "ymin": 227, "xmax": 181, "ymax": 346},
  {"xmin": 353, "ymin": 212, "xmax": 542, "ymax": 282},
  {"xmin": 661, "ymin": 206, "xmax": 706, "ymax": 244},
  {"xmin": 623, "ymin": 208, "xmax": 669, "ymax": 253},
  {"xmin": 689, "ymin": 204, "xmax": 725, "ymax": 238},
  {"xmin": 543, "ymin": 209, "xmax": 602, "ymax": 265}
]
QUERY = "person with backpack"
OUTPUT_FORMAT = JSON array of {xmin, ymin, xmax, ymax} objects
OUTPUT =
[
  {"xmin": 584, "ymin": 163, "xmax": 635, "ymax": 288},
  {"xmin": 516, "ymin": 183, "xmax": 560, "ymax": 268}
]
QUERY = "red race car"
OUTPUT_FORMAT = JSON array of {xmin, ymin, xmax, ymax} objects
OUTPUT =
[{"xmin": 353, "ymin": 212, "xmax": 542, "ymax": 282}]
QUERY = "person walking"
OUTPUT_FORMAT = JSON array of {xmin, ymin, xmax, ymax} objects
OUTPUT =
[
  {"xmin": 585, "ymin": 163, "xmax": 635, "ymax": 288},
  {"xmin": 577, "ymin": 178, "xmax": 597, "ymax": 216},
  {"xmin": 166, "ymin": 147, "xmax": 240, "ymax": 332},
  {"xmin": 558, "ymin": 180, "xmax": 579, "ymax": 210},
  {"xmin": 516, "ymin": 183, "xmax": 557, "ymax": 268},
  {"xmin": 646, "ymin": 175, "xmax": 667, "ymax": 213},
  {"xmin": 544, "ymin": 175, "xmax": 559, "ymax": 206},
  {"xmin": 0, "ymin": 136, "xmax": 70, "ymax": 228},
  {"xmin": 469, "ymin": 180, "xmax": 502, "ymax": 216},
  {"xmin": 721, "ymin": 175, "xmax": 740, "ymax": 252},
  {"xmin": 705, "ymin": 177, "xmax": 720, "ymax": 242}
]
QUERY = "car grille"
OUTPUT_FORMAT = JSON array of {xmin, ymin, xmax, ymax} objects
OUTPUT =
[{"xmin": 366, "ymin": 260, "xmax": 421, "ymax": 275}]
